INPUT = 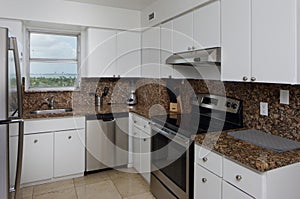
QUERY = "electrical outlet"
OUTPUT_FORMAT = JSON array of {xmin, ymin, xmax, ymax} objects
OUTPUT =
[
  {"xmin": 260, "ymin": 102, "xmax": 268, "ymax": 116},
  {"xmin": 280, "ymin": 90, "xmax": 289, "ymax": 105}
]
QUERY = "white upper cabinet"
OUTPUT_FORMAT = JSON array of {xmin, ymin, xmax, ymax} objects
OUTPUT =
[
  {"xmin": 160, "ymin": 21, "xmax": 174, "ymax": 78},
  {"xmin": 116, "ymin": 31, "xmax": 141, "ymax": 77},
  {"xmin": 141, "ymin": 27, "xmax": 160, "ymax": 78},
  {"xmin": 193, "ymin": 1, "xmax": 221, "ymax": 50},
  {"xmin": 222, "ymin": 0, "xmax": 300, "ymax": 84},
  {"xmin": 221, "ymin": 0, "xmax": 252, "ymax": 82},
  {"xmin": 83, "ymin": 28, "xmax": 117, "ymax": 77},
  {"xmin": 172, "ymin": 1, "xmax": 221, "ymax": 54},
  {"xmin": 173, "ymin": 12, "xmax": 194, "ymax": 53},
  {"xmin": 251, "ymin": 0, "xmax": 296, "ymax": 84}
]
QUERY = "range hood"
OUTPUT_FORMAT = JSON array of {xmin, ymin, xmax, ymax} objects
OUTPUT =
[{"xmin": 165, "ymin": 47, "xmax": 221, "ymax": 66}]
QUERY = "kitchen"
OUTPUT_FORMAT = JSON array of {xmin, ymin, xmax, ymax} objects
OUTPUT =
[{"xmin": 1, "ymin": 0, "xmax": 300, "ymax": 199}]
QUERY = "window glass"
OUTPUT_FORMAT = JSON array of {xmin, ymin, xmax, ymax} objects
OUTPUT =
[{"xmin": 28, "ymin": 32, "xmax": 79, "ymax": 89}]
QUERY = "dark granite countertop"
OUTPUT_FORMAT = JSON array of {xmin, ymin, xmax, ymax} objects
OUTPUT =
[
  {"xmin": 193, "ymin": 128, "xmax": 300, "ymax": 172},
  {"xmin": 23, "ymin": 104, "xmax": 152, "ymax": 120}
]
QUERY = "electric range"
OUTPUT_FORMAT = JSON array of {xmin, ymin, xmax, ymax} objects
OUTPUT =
[{"xmin": 150, "ymin": 94, "xmax": 243, "ymax": 199}]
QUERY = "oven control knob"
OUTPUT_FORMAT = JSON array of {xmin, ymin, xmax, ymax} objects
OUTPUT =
[
  {"xmin": 226, "ymin": 102, "xmax": 231, "ymax": 108},
  {"xmin": 231, "ymin": 103, "xmax": 238, "ymax": 109}
]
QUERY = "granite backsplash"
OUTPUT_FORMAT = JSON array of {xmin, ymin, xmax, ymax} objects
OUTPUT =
[{"xmin": 23, "ymin": 77, "xmax": 300, "ymax": 141}]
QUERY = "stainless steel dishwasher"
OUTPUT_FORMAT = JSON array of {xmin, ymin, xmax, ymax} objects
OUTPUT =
[{"xmin": 86, "ymin": 113, "xmax": 128, "ymax": 172}]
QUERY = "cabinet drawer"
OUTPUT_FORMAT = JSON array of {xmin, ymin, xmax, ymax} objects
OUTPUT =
[
  {"xmin": 223, "ymin": 158, "xmax": 264, "ymax": 198},
  {"xmin": 132, "ymin": 114, "xmax": 151, "ymax": 134},
  {"xmin": 194, "ymin": 163, "xmax": 222, "ymax": 199},
  {"xmin": 222, "ymin": 180, "xmax": 255, "ymax": 199},
  {"xmin": 195, "ymin": 144, "xmax": 222, "ymax": 177},
  {"xmin": 24, "ymin": 117, "xmax": 85, "ymax": 134}
]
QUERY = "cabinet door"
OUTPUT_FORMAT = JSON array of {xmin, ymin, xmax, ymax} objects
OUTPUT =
[
  {"xmin": 22, "ymin": 133, "xmax": 53, "ymax": 184},
  {"xmin": 222, "ymin": 181, "xmax": 254, "ymax": 199},
  {"xmin": 193, "ymin": 1, "xmax": 221, "ymax": 50},
  {"xmin": 141, "ymin": 27, "xmax": 160, "ymax": 78},
  {"xmin": 132, "ymin": 126, "xmax": 141, "ymax": 172},
  {"xmin": 173, "ymin": 12, "xmax": 194, "ymax": 53},
  {"xmin": 117, "ymin": 31, "xmax": 141, "ymax": 77},
  {"xmin": 252, "ymin": 0, "xmax": 296, "ymax": 83},
  {"xmin": 194, "ymin": 163, "xmax": 222, "ymax": 199},
  {"xmin": 84, "ymin": 28, "xmax": 117, "ymax": 77},
  {"xmin": 54, "ymin": 129, "xmax": 85, "ymax": 178},
  {"xmin": 160, "ymin": 21, "xmax": 174, "ymax": 78},
  {"xmin": 221, "ymin": 0, "xmax": 251, "ymax": 82},
  {"xmin": 140, "ymin": 130, "xmax": 151, "ymax": 184}
]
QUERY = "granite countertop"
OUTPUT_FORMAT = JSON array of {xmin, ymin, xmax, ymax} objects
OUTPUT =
[
  {"xmin": 193, "ymin": 128, "xmax": 300, "ymax": 172},
  {"xmin": 23, "ymin": 104, "xmax": 152, "ymax": 119}
]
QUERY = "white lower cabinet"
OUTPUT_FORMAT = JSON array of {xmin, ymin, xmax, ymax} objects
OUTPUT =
[
  {"xmin": 194, "ymin": 144, "xmax": 300, "ymax": 199},
  {"xmin": 194, "ymin": 163, "xmax": 222, "ymax": 199},
  {"xmin": 54, "ymin": 129, "xmax": 85, "ymax": 178},
  {"xmin": 131, "ymin": 113, "xmax": 151, "ymax": 184},
  {"xmin": 22, "ymin": 133, "xmax": 53, "ymax": 184},
  {"xmin": 140, "ymin": 130, "xmax": 151, "ymax": 183},
  {"xmin": 222, "ymin": 181, "xmax": 254, "ymax": 199},
  {"xmin": 132, "ymin": 126, "xmax": 141, "ymax": 172},
  {"xmin": 21, "ymin": 117, "xmax": 85, "ymax": 185}
]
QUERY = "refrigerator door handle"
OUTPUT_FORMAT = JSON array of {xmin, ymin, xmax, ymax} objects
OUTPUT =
[
  {"xmin": 8, "ymin": 37, "xmax": 23, "ymax": 118},
  {"xmin": 8, "ymin": 37, "xmax": 24, "ymax": 199}
]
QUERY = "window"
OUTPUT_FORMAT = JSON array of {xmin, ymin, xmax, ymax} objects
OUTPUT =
[{"xmin": 27, "ymin": 31, "xmax": 80, "ymax": 90}]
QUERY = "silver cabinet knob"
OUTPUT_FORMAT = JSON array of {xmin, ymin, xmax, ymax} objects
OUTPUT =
[
  {"xmin": 133, "ymin": 121, "xmax": 137, "ymax": 124},
  {"xmin": 68, "ymin": 136, "xmax": 72, "ymax": 140},
  {"xmin": 143, "ymin": 138, "xmax": 147, "ymax": 142},
  {"xmin": 243, "ymin": 76, "xmax": 248, "ymax": 81},
  {"xmin": 188, "ymin": 47, "xmax": 191, "ymax": 51},
  {"xmin": 251, "ymin": 77, "xmax": 256, "ymax": 82},
  {"xmin": 192, "ymin": 46, "xmax": 196, "ymax": 50},
  {"xmin": 202, "ymin": 157, "xmax": 208, "ymax": 162},
  {"xmin": 34, "ymin": 139, "xmax": 38, "ymax": 144},
  {"xmin": 236, "ymin": 175, "xmax": 242, "ymax": 181},
  {"xmin": 202, "ymin": 178, "xmax": 207, "ymax": 183},
  {"xmin": 144, "ymin": 125, "xmax": 147, "ymax": 128}
]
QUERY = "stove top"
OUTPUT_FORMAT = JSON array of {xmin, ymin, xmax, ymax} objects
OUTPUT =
[{"xmin": 151, "ymin": 94, "xmax": 243, "ymax": 139}]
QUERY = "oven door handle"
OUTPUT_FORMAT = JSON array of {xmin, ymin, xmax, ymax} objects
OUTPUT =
[{"xmin": 150, "ymin": 123, "xmax": 190, "ymax": 147}]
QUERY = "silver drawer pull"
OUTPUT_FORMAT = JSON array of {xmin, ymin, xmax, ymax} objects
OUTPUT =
[
  {"xmin": 133, "ymin": 121, "xmax": 137, "ymax": 124},
  {"xmin": 202, "ymin": 178, "xmax": 207, "ymax": 183},
  {"xmin": 68, "ymin": 136, "xmax": 72, "ymax": 140},
  {"xmin": 236, "ymin": 175, "xmax": 242, "ymax": 181},
  {"xmin": 34, "ymin": 139, "xmax": 38, "ymax": 144},
  {"xmin": 202, "ymin": 157, "xmax": 208, "ymax": 162},
  {"xmin": 143, "ymin": 138, "xmax": 147, "ymax": 142}
]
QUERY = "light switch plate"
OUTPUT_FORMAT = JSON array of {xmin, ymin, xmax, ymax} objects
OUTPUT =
[
  {"xmin": 260, "ymin": 102, "xmax": 268, "ymax": 116},
  {"xmin": 280, "ymin": 90, "xmax": 289, "ymax": 105}
]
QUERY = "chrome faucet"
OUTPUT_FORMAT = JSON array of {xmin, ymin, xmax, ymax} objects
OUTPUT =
[{"xmin": 41, "ymin": 96, "xmax": 55, "ymax": 109}]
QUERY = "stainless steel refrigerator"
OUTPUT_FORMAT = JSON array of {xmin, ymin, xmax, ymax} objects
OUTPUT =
[{"xmin": 0, "ymin": 27, "xmax": 24, "ymax": 199}]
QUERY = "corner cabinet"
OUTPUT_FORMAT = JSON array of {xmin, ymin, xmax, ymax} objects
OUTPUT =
[
  {"xmin": 194, "ymin": 144, "xmax": 300, "ymax": 199},
  {"xmin": 221, "ymin": 0, "xmax": 300, "ymax": 84},
  {"xmin": 20, "ymin": 117, "xmax": 85, "ymax": 186}
]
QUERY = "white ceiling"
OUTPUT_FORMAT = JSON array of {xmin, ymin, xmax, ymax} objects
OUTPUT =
[{"xmin": 67, "ymin": 0, "xmax": 157, "ymax": 10}]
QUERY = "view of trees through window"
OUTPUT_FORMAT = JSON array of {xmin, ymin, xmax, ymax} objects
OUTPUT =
[{"xmin": 29, "ymin": 32, "xmax": 79, "ymax": 89}]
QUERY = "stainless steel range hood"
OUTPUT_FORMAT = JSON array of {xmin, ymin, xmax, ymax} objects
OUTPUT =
[{"xmin": 165, "ymin": 47, "xmax": 221, "ymax": 66}]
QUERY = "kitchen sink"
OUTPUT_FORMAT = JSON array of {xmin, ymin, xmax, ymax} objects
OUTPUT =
[{"xmin": 30, "ymin": 108, "xmax": 73, "ymax": 115}]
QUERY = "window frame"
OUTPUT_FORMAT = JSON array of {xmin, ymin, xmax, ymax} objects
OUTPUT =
[{"xmin": 25, "ymin": 28, "xmax": 81, "ymax": 91}]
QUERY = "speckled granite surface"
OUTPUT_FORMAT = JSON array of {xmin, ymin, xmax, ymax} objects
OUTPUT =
[{"xmin": 193, "ymin": 129, "xmax": 300, "ymax": 172}]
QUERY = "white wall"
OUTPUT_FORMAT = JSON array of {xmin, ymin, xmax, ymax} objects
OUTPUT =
[
  {"xmin": 0, "ymin": 0, "xmax": 141, "ymax": 30},
  {"xmin": 141, "ymin": 0, "xmax": 214, "ymax": 27}
]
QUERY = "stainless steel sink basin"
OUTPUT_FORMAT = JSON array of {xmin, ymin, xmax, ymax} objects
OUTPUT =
[{"xmin": 30, "ymin": 108, "xmax": 73, "ymax": 115}]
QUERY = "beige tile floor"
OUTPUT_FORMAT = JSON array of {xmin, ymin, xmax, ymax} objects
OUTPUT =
[{"xmin": 19, "ymin": 168, "xmax": 155, "ymax": 199}]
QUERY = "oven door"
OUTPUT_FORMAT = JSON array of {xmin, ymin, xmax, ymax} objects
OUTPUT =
[{"xmin": 150, "ymin": 124, "xmax": 190, "ymax": 199}]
